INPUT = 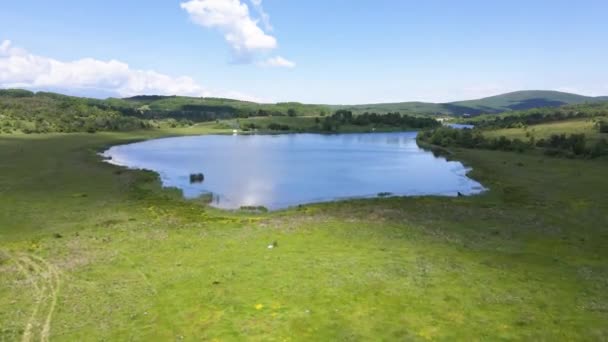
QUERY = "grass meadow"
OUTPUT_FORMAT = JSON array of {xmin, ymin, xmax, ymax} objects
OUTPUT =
[
  {"xmin": 0, "ymin": 126, "xmax": 607, "ymax": 340},
  {"xmin": 484, "ymin": 118, "xmax": 608, "ymax": 143}
]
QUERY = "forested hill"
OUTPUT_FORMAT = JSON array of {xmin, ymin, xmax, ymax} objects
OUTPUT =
[
  {"xmin": 118, "ymin": 95, "xmax": 329, "ymax": 119},
  {"xmin": 332, "ymin": 90, "xmax": 608, "ymax": 116},
  {"xmin": 1, "ymin": 88, "xmax": 608, "ymax": 133},
  {"xmin": 0, "ymin": 89, "xmax": 329, "ymax": 133}
]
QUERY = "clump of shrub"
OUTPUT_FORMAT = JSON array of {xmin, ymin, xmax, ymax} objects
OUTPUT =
[
  {"xmin": 320, "ymin": 110, "xmax": 440, "ymax": 132},
  {"xmin": 418, "ymin": 127, "xmax": 608, "ymax": 159},
  {"xmin": 241, "ymin": 123, "xmax": 259, "ymax": 131},
  {"xmin": 590, "ymin": 138, "xmax": 608, "ymax": 158},
  {"xmin": 597, "ymin": 120, "xmax": 608, "ymax": 133},
  {"xmin": 267, "ymin": 123, "xmax": 290, "ymax": 131},
  {"xmin": 536, "ymin": 133, "xmax": 588, "ymax": 157}
]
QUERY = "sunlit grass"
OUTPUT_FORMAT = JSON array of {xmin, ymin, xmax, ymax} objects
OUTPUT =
[
  {"xmin": 0, "ymin": 129, "xmax": 607, "ymax": 340},
  {"xmin": 484, "ymin": 118, "xmax": 607, "ymax": 143}
]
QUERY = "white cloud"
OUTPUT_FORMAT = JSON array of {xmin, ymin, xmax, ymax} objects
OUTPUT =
[
  {"xmin": 259, "ymin": 56, "xmax": 296, "ymax": 68},
  {"xmin": 181, "ymin": 0, "xmax": 295, "ymax": 66},
  {"xmin": 249, "ymin": 0, "xmax": 272, "ymax": 31},
  {"xmin": 0, "ymin": 40, "xmax": 267, "ymax": 101},
  {"xmin": 181, "ymin": 0, "xmax": 277, "ymax": 60},
  {"xmin": 0, "ymin": 40, "xmax": 11, "ymax": 53}
]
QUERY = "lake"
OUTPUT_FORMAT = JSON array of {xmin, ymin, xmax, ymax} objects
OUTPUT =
[{"xmin": 103, "ymin": 132, "xmax": 485, "ymax": 210}]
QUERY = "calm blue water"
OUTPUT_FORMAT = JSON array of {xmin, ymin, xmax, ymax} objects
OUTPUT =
[
  {"xmin": 448, "ymin": 123, "xmax": 475, "ymax": 129},
  {"xmin": 103, "ymin": 132, "xmax": 485, "ymax": 210}
]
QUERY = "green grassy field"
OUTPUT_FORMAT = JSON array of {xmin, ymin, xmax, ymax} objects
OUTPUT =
[
  {"xmin": 484, "ymin": 118, "xmax": 608, "ymax": 143},
  {"xmin": 1, "ymin": 128, "xmax": 607, "ymax": 340}
]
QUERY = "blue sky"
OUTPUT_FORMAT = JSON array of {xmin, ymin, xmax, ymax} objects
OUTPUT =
[{"xmin": 1, "ymin": 0, "xmax": 607, "ymax": 103}]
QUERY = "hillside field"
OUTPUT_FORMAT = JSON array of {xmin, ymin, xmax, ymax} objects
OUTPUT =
[{"xmin": 484, "ymin": 118, "xmax": 608, "ymax": 143}]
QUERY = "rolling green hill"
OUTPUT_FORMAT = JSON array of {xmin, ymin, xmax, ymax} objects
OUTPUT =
[
  {"xmin": 332, "ymin": 90, "xmax": 608, "ymax": 116},
  {"xmin": 118, "ymin": 95, "xmax": 329, "ymax": 118},
  {"xmin": 0, "ymin": 90, "xmax": 329, "ymax": 133},
  {"xmin": 2, "ymin": 89, "xmax": 608, "ymax": 134},
  {"xmin": 0, "ymin": 89, "xmax": 150, "ymax": 133}
]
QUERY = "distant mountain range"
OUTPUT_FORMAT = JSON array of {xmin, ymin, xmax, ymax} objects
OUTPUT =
[{"xmin": 331, "ymin": 90, "xmax": 608, "ymax": 116}]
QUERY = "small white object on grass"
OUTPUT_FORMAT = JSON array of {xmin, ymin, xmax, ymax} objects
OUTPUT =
[{"xmin": 267, "ymin": 244, "xmax": 274, "ymax": 249}]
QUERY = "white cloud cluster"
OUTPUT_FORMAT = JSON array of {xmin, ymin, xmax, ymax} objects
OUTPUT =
[
  {"xmin": 259, "ymin": 56, "xmax": 296, "ymax": 69},
  {"xmin": 0, "ymin": 39, "xmax": 268, "ymax": 101},
  {"xmin": 181, "ymin": 0, "xmax": 294, "ymax": 67},
  {"xmin": 0, "ymin": 40, "xmax": 206, "ymax": 97},
  {"xmin": 181, "ymin": 0, "xmax": 276, "ymax": 57}
]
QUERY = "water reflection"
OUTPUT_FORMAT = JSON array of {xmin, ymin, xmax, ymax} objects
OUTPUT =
[
  {"xmin": 103, "ymin": 132, "xmax": 485, "ymax": 210},
  {"xmin": 448, "ymin": 123, "xmax": 475, "ymax": 129}
]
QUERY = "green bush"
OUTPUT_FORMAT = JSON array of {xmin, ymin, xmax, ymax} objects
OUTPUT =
[
  {"xmin": 418, "ymin": 127, "xmax": 608, "ymax": 159},
  {"xmin": 267, "ymin": 123, "xmax": 290, "ymax": 131}
]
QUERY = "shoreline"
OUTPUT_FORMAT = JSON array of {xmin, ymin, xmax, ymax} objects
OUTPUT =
[{"xmin": 97, "ymin": 129, "xmax": 488, "ymax": 213}]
